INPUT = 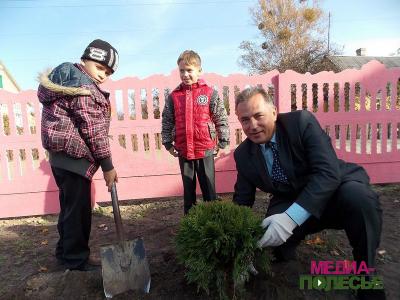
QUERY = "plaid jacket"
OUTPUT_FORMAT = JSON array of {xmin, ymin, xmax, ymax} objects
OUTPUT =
[{"xmin": 38, "ymin": 62, "xmax": 113, "ymax": 179}]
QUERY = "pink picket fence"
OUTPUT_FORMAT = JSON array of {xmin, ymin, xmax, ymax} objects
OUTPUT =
[
  {"xmin": 0, "ymin": 61, "xmax": 399, "ymax": 218},
  {"xmin": 278, "ymin": 61, "xmax": 400, "ymax": 183}
]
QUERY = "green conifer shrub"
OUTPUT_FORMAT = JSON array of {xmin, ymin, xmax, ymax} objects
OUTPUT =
[{"xmin": 175, "ymin": 201, "xmax": 270, "ymax": 299}]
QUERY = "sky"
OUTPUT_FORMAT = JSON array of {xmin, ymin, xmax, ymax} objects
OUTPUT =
[{"xmin": 1, "ymin": 0, "xmax": 399, "ymax": 91}]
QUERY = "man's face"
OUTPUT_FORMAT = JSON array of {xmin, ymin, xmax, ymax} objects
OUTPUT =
[
  {"xmin": 178, "ymin": 61, "xmax": 201, "ymax": 86},
  {"xmin": 236, "ymin": 93, "xmax": 277, "ymax": 144},
  {"xmin": 82, "ymin": 60, "xmax": 112, "ymax": 84}
]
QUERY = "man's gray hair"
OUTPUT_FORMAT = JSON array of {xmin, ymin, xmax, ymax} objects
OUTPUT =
[{"xmin": 235, "ymin": 86, "xmax": 274, "ymax": 109}]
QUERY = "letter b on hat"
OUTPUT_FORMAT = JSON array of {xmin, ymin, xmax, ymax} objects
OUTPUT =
[{"xmin": 81, "ymin": 39, "xmax": 119, "ymax": 73}]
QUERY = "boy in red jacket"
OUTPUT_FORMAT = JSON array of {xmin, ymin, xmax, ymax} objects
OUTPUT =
[
  {"xmin": 161, "ymin": 50, "xmax": 230, "ymax": 214},
  {"xmin": 38, "ymin": 39, "xmax": 118, "ymax": 271}
]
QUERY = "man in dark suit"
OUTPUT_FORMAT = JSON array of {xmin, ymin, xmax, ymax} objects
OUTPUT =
[{"xmin": 233, "ymin": 87, "xmax": 384, "ymax": 300}]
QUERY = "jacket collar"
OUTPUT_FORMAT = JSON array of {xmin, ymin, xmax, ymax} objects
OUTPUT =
[
  {"xmin": 259, "ymin": 133, "xmax": 276, "ymax": 152},
  {"xmin": 176, "ymin": 79, "xmax": 207, "ymax": 91},
  {"xmin": 250, "ymin": 141, "xmax": 272, "ymax": 187},
  {"xmin": 75, "ymin": 63, "xmax": 110, "ymax": 97}
]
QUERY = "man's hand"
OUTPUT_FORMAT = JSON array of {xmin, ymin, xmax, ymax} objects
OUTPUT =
[
  {"xmin": 257, "ymin": 212, "xmax": 297, "ymax": 248},
  {"xmin": 103, "ymin": 168, "xmax": 118, "ymax": 192},
  {"xmin": 168, "ymin": 146, "xmax": 179, "ymax": 157}
]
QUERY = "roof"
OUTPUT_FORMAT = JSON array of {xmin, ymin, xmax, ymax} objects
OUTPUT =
[
  {"xmin": 0, "ymin": 60, "xmax": 21, "ymax": 91},
  {"xmin": 325, "ymin": 56, "xmax": 400, "ymax": 71}
]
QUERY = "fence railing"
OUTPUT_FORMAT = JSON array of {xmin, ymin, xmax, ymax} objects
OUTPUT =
[{"xmin": 0, "ymin": 60, "xmax": 399, "ymax": 218}]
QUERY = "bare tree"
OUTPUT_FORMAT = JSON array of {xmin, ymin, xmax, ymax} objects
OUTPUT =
[{"xmin": 239, "ymin": 0, "xmax": 341, "ymax": 74}]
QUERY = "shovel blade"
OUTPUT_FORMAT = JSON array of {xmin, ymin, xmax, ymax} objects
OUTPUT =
[{"xmin": 101, "ymin": 238, "xmax": 151, "ymax": 298}]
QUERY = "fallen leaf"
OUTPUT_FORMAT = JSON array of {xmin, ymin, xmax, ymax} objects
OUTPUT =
[
  {"xmin": 41, "ymin": 228, "xmax": 49, "ymax": 234},
  {"xmin": 98, "ymin": 224, "xmax": 106, "ymax": 228},
  {"xmin": 330, "ymin": 250, "xmax": 340, "ymax": 256},
  {"xmin": 41, "ymin": 240, "xmax": 48, "ymax": 245},
  {"xmin": 378, "ymin": 250, "xmax": 386, "ymax": 256},
  {"xmin": 103, "ymin": 226, "xmax": 109, "ymax": 231},
  {"xmin": 39, "ymin": 266, "xmax": 48, "ymax": 272},
  {"xmin": 305, "ymin": 236, "xmax": 325, "ymax": 245}
]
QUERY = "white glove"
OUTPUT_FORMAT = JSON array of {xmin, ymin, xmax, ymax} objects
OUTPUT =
[{"xmin": 257, "ymin": 212, "xmax": 297, "ymax": 248}]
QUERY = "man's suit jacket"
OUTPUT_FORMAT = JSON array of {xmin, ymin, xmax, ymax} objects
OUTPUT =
[{"xmin": 233, "ymin": 110, "xmax": 369, "ymax": 219}]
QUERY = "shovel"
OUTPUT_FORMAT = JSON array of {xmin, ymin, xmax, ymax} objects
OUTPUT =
[{"xmin": 100, "ymin": 182, "xmax": 151, "ymax": 298}]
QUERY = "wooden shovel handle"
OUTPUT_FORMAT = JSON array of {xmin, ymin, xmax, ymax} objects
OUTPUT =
[{"xmin": 111, "ymin": 182, "xmax": 125, "ymax": 242}]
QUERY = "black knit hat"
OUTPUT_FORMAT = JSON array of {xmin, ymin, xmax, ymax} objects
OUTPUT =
[{"xmin": 81, "ymin": 39, "xmax": 119, "ymax": 73}]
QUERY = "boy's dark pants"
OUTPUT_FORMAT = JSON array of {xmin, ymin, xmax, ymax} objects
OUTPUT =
[
  {"xmin": 51, "ymin": 166, "xmax": 92, "ymax": 269},
  {"xmin": 178, "ymin": 155, "xmax": 216, "ymax": 214},
  {"xmin": 267, "ymin": 180, "xmax": 385, "ymax": 299}
]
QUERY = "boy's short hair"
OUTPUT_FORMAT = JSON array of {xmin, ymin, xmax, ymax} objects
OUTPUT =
[{"xmin": 177, "ymin": 50, "xmax": 201, "ymax": 67}]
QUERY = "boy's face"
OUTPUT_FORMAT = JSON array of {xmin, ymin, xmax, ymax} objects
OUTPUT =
[
  {"xmin": 82, "ymin": 60, "xmax": 113, "ymax": 84},
  {"xmin": 178, "ymin": 61, "xmax": 201, "ymax": 86}
]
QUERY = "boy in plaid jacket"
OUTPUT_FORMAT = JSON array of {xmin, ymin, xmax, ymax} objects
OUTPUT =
[{"xmin": 38, "ymin": 39, "xmax": 118, "ymax": 271}]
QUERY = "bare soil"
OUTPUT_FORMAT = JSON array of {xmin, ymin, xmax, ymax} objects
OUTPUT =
[{"xmin": 0, "ymin": 184, "xmax": 399, "ymax": 300}]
